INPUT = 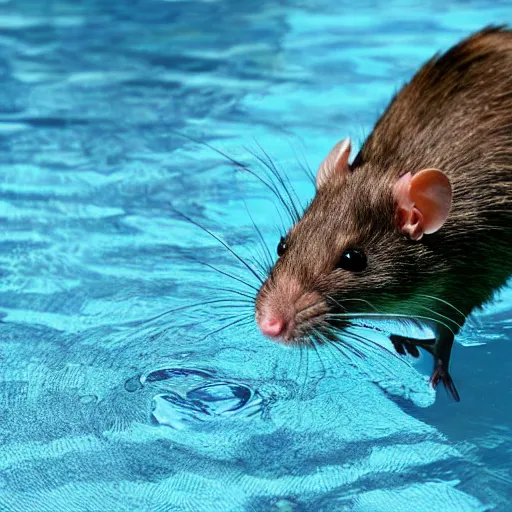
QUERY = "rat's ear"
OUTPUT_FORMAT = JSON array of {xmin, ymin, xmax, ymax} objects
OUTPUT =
[
  {"xmin": 316, "ymin": 137, "xmax": 351, "ymax": 189},
  {"xmin": 394, "ymin": 169, "xmax": 452, "ymax": 241}
]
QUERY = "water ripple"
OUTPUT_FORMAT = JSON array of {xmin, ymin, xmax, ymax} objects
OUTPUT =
[{"xmin": 142, "ymin": 367, "xmax": 262, "ymax": 430}]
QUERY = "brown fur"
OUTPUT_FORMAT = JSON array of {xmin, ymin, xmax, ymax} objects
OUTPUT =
[{"xmin": 256, "ymin": 26, "xmax": 512, "ymax": 346}]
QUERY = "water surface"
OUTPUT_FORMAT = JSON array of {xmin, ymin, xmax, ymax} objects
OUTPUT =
[{"xmin": 1, "ymin": 1, "xmax": 512, "ymax": 511}]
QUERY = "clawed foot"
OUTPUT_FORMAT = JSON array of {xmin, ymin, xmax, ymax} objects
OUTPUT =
[
  {"xmin": 390, "ymin": 334, "xmax": 460, "ymax": 402},
  {"xmin": 431, "ymin": 358, "xmax": 460, "ymax": 402}
]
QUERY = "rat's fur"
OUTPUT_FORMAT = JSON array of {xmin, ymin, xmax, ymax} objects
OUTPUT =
[{"xmin": 255, "ymin": 26, "xmax": 512, "ymax": 398}]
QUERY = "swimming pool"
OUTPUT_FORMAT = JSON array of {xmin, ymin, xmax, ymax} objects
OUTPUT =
[{"xmin": 0, "ymin": 0, "xmax": 511, "ymax": 510}]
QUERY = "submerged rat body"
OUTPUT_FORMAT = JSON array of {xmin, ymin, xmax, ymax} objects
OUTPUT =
[{"xmin": 255, "ymin": 27, "xmax": 512, "ymax": 400}]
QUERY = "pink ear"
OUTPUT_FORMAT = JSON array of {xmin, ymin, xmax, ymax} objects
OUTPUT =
[
  {"xmin": 394, "ymin": 169, "xmax": 452, "ymax": 240},
  {"xmin": 316, "ymin": 138, "xmax": 351, "ymax": 189}
]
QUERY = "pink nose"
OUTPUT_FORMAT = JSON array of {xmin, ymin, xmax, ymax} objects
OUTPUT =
[{"xmin": 258, "ymin": 315, "xmax": 286, "ymax": 338}]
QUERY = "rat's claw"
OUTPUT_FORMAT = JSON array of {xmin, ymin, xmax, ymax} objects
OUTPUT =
[
  {"xmin": 389, "ymin": 333, "xmax": 460, "ymax": 402},
  {"xmin": 431, "ymin": 359, "xmax": 460, "ymax": 402}
]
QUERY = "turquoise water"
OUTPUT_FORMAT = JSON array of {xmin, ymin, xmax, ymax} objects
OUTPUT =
[{"xmin": 1, "ymin": 1, "xmax": 512, "ymax": 511}]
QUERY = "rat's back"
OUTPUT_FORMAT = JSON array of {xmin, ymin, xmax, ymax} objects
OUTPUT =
[
  {"xmin": 355, "ymin": 26, "xmax": 512, "ymax": 234},
  {"xmin": 356, "ymin": 26, "xmax": 512, "ymax": 183}
]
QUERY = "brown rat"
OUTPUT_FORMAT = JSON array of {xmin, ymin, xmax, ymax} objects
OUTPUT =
[{"xmin": 255, "ymin": 26, "xmax": 512, "ymax": 401}]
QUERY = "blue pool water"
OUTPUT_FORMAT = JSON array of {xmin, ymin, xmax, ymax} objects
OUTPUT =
[{"xmin": 1, "ymin": 1, "xmax": 512, "ymax": 511}]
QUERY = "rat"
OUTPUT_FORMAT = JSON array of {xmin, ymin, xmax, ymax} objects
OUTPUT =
[{"xmin": 254, "ymin": 26, "xmax": 512, "ymax": 401}]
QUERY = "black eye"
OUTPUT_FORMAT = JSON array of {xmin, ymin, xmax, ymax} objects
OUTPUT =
[
  {"xmin": 337, "ymin": 248, "xmax": 367, "ymax": 272},
  {"xmin": 277, "ymin": 237, "xmax": 287, "ymax": 257}
]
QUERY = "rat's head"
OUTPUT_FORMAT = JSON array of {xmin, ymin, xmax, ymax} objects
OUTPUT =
[{"xmin": 255, "ymin": 138, "xmax": 453, "ymax": 345}]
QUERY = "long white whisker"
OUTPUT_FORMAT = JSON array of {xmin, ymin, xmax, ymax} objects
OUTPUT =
[
  {"xmin": 326, "ymin": 312, "xmax": 455, "ymax": 335},
  {"xmin": 416, "ymin": 304, "xmax": 462, "ymax": 330},
  {"xmin": 328, "ymin": 295, "xmax": 379, "ymax": 312},
  {"xmin": 417, "ymin": 293, "xmax": 467, "ymax": 319}
]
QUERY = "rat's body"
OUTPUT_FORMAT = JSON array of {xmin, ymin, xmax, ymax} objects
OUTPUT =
[{"xmin": 255, "ymin": 27, "xmax": 512, "ymax": 400}]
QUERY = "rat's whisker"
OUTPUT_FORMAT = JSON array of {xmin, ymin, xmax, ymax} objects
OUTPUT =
[
  {"xmin": 216, "ymin": 312, "xmax": 252, "ymax": 323},
  {"xmin": 310, "ymin": 336, "xmax": 327, "ymax": 377},
  {"xmin": 172, "ymin": 209, "xmax": 264, "ymax": 285},
  {"xmin": 417, "ymin": 293, "xmax": 476, "ymax": 328},
  {"xmin": 257, "ymin": 141, "xmax": 306, "ymax": 216},
  {"xmin": 295, "ymin": 301, "xmax": 328, "ymax": 318},
  {"xmin": 170, "ymin": 130, "xmax": 296, "ymax": 224},
  {"xmin": 417, "ymin": 294, "xmax": 468, "ymax": 319},
  {"xmin": 288, "ymin": 138, "xmax": 316, "ymax": 185},
  {"xmin": 249, "ymin": 140, "xmax": 303, "ymax": 221},
  {"xmin": 343, "ymin": 332, "xmax": 407, "ymax": 378},
  {"xmin": 326, "ymin": 312, "xmax": 455, "ymax": 336},
  {"xmin": 341, "ymin": 338, "xmax": 368, "ymax": 361},
  {"xmin": 202, "ymin": 285, "xmax": 255, "ymax": 302},
  {"xmin": 244, "ymin": 146, "xmax": 300, "ymax": 223},
  {"xmin": 242, "ymin": 243, "xmax": 268, "ymax": 276},
  {"xmin": 323, "ymin": 326, "xmax": 368, "ymax": 361},
  {"xmin": 257, "ymin": 143, "xmax": 306, "ymax": 216},
  {"xmin": 327, "ymin": 294, "xmax": 380, "ymax": 313},
  {"xmin": 243, "ymin": 145, "xmax": 299, "ymax": 223},
  {"xmin": 345, "ymin": 330, "xmax": 408, "ymax": 364},
  {"xmin": 244, "ymin": 201, "xmax": 274, "ymax": 272},
  {"xmin": 198, "ymin": 314, "xmax": 253, "ymax": 343},
  {"xmin": 325, "ymin": 295, "xmax": 348, "ymax": 312},
  {"xmin": 416, "ymin": 304, "xmax": 463, "ymax": 330},
  {"xmin": 339, "ymin": 297, "xmax": 380, "ymax": 312},
  {"xmin": 326, "ymin": 340, "xmax": 350, "ymax": 366},
  {"xmin": 211, "ymin": 303, "xmax": 254, "ymax": 311},
  {"xmin": 177, "ymin": 311, "xmax": 251, "ymax": 332},
  {"xmin": 246, "ymin": 254, "xmax": 268, "ymax": 279},
  {"xmin": 313, "ymin": 329, "xmax": 349, "ymax": 367},
  {"xmin": 195, "ymin": 261, "xmax": 260, "ymax": 293},
  {"xmin": 334, "ymin": 340, "xmax": 366, "ymax": 366},
  {"xmin": 119, "ymin": 298, "xmax": 249, "ymax": 330}
]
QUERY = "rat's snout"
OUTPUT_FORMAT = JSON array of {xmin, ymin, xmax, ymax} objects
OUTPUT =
[
  {"xmin": 255, "ymin": 276, "xmax": 299, "ymax": 342},
  {"xmin": 255, "ymin": 274, "xmax": 325, "ymax": 344},
  {"xmin": 256, "ymin": 309, "xmax": 296, "ymax": 340},
  {"xmin": 258, "ymin": 314, "xmax": 285, "ymax": 338}
]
